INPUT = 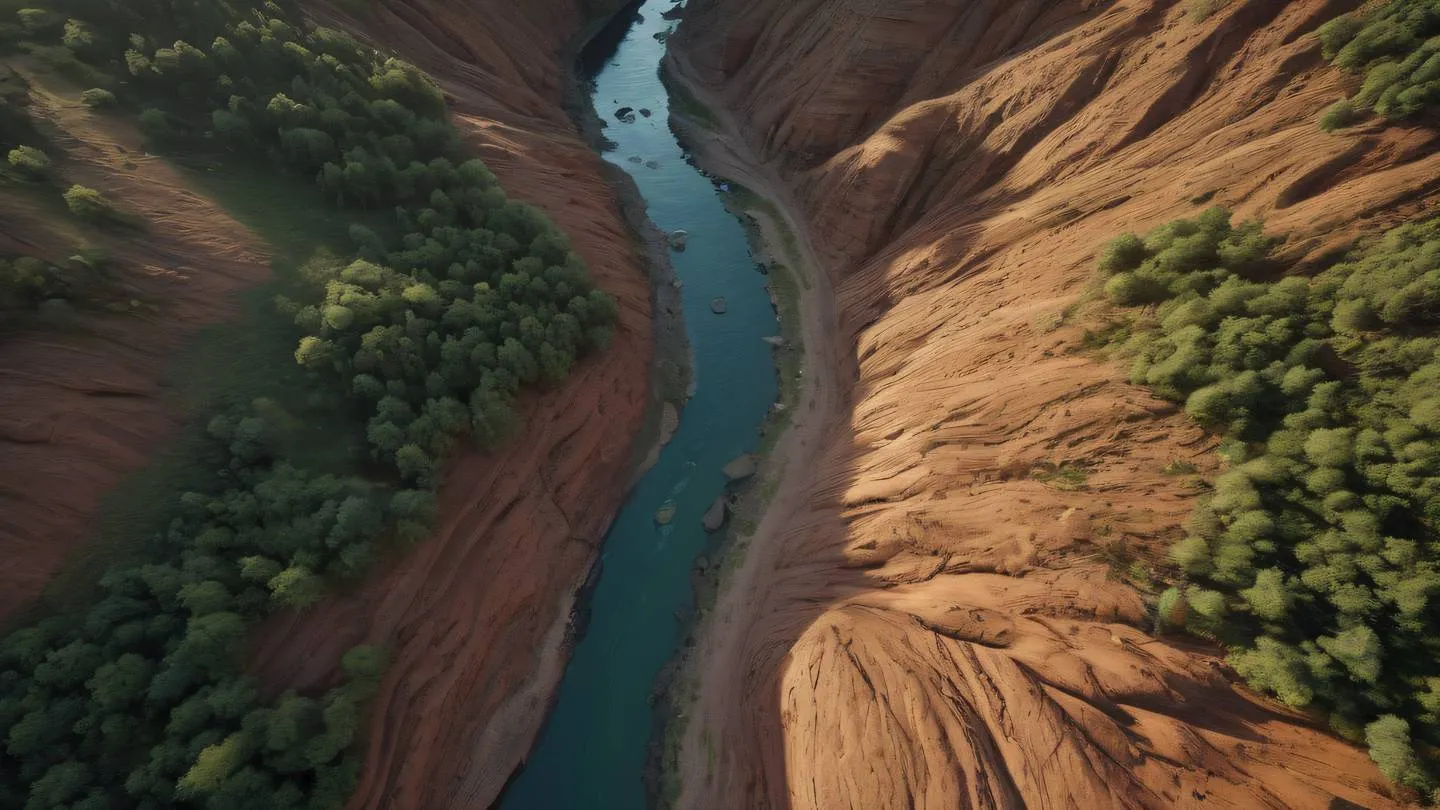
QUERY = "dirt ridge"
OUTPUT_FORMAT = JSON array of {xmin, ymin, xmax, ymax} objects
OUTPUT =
[{"xmin": 669, "ymin": 0, "xmax": 1439, "ymax": 807}]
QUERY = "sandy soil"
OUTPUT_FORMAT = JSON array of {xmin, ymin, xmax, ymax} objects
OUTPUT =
[
  {"xmin": 0, "ymin": 73, "xmax": 268, "ymax": 619},
  {"xmin": 667, "ymin": 0, "xmax": 1440, "ymax": 807}
]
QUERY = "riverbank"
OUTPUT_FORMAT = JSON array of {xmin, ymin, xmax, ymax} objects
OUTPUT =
[
  {"xmin": 563, "ymin": 2, "xmax": 693, "ymax": 482},
  {"xmin": 653, "ymin": 46, "xmax": 844, "ymax": 807}
]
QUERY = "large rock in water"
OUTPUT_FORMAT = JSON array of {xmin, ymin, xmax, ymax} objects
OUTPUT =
[
  {"xmin": 723, "ymin": 454, "xmax": 757, "ymax": 481},
  {"xmin": 710, "ymin": 297, "xmax": 727, "ymax": 314},
  {"xmin": 654, "ymin": 499, "xmax": 677, "ymax": 525},
  {"xmin": 668, "ymin": 229, "xmax": 689, "ymax": 251},
  {"xmin": 702, "ymin": 497, "xmax": 727, "ymax": 532}
]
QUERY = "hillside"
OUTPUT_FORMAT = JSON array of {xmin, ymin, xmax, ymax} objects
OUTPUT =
[
  {"xmin": 669, "ymin": 0, "xmax": 1440, "ymax": 807},
  {"xmin": 0, "ymin": 0, "xmax": 655, "ymax": 807}
]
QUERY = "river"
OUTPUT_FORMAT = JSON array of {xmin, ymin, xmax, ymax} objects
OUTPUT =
[{"xmin": 495, "ymin": 2, "xmax": 780, "ymax": 808}]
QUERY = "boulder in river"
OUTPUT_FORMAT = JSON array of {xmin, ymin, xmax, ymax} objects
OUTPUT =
[
  {"xmin": 710, "ymin": 297, "xmax": 727, "ymax": 315},
  {"xmin": 639, "ymin": 108, "xmax": 652, "ymax": 118},
  {"xmin": 654, "ymin": 499, "xmax": 677, "ymax": 526},
  {"xmin": 762, "ymin": 336, "xmax": 787, "ymax": 349},
  {"xmin": 723, "ymin": 454, "xmax": 757, "ymax": 482},
  {"xmin": 661, "ymin": 3, "xmax": 685, "ymax": 20},
  {"xmin": 653, "ymin": 30, "xmax": 669, "ymax": 43},
  {"xmin": 645, "ymin": 160, "xmax": 660, "ymax": 170},
  {"xmin": 668, "ymin": 229, "xmax": 689, "ymax": 251},
  {"xmin": 615, "ymin": 106, "xmax": 636, "ymax": 122},
  {"xmin": 702, "ymin": 497, "xmax": 728, "ymax": 532},
  {"xmin": 627, "ymin": 155, "xmax": 644, "ymax": 163}
]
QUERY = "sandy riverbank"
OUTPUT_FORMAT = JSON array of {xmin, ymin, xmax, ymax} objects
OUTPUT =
[{"xmin": 656, "ymin": 46, "xmax": 847, "ymax": 805}]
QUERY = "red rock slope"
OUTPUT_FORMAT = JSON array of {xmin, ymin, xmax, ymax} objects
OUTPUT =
[
  {"xmin": 248, "ymin": 2, "xmax": 654, "ymax": 810},
  {"xmin": 670, "ymin": 0, "xmax": 1439, "ymax": 807}
]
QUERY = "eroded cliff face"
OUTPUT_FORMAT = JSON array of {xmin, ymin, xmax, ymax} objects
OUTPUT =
[
  {"xmin": 671, "ymin": 0, "xmax": 1439, "ymax": 807},
  {"xmin": 247, "ymin": 2, "xmax": 654, "ymax": 810}
]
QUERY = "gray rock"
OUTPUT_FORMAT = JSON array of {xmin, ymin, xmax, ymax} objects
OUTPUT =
[
  {"xmin": 723, "ymin": 454, "xmax": 757, "ymax": 482},
  {"xmin": 668, "ymin": 229, "xmax": 689, "ymax": 250},
  {"xmin": 710, "ymin": 297, "xmax": 727, "ymax": 315},
  {"xmin": 702, "ymin": 497, "xmax": 727, "ymax": 532},
  {"xmin": 37, "ymin": 298, "xmax": 74, "ymax": 322},
  {"xmin": 762, "ymin": 336, "xmax": 787, "ymax": 348},
  {"xmin": 639, "ymin": 108, "xmax": 652, "ymax": 118}
]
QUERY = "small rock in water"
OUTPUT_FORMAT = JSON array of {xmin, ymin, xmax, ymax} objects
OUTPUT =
[
  {"xmin": 655, "ymin": 499, "xmax": 677, "ymax": 526},
  {"xmin": 627, "ymin": 155, "xmax": 644, "ymax": 163},
  {"xmin": 639, "ymin": 108, "xmax": 652, "ymax": 118},
  {"xmin": 710, "ymin": 296, "xmax": 727, "ymax": 315},
  {"xmin": 695, "ymin": 555, "xmax": 710, "ymax": 571},
  {"xmin": 662, "ymin": 3, "xmax": 685, "ymax": 20},
  {"xmin": 653, "ymin": 30, "xmax": 670, "ymax": 43},
  {"xmin": 615, "ymin": 106, "xmax": 636, "ymax": 122},
  {"xmin": 645, "ymin": 160, "xmax": 660, "ymax": 170},
  {"xmin": 702, "ymin": 497, "xmax": 728, "ymax": 532},
  {"xmin": 762, "ymin": 336, "xmax": 787, "ymax": 349},
  {"xmin": 723, "ymin": 454, "xmax": 757, "ymax": 481},
  {"xmin": 668, "ymin": 229, "xmax": 689, "ymax": 251}
]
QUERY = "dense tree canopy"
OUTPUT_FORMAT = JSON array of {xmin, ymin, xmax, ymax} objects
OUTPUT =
[
  {"xmin": 1097, "ymin": 210, "xmax": 1440, "ymax": 798},
  {"xmin": 1317, "ymin": 0, "xmax": 1440, "ymax": 125}
]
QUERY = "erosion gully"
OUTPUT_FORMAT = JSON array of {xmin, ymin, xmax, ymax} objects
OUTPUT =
[{"xmin": 496, "ymin": 1, "xmax": 779, "ymax": 808}]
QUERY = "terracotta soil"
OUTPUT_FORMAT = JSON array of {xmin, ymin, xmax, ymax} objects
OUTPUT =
[
  {"xmin": 669, "ymin": 0, "xmax": 1440, "ymax": 808},
  {"xmin": 0, "ymin": 78, "xmax": 268, "ymax": 620}
]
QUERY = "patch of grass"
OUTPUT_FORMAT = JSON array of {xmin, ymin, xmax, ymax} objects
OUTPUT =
[
  {"xmin": 1162, "ymin": 458, "xmax": 1198, "ymax": 475},
  {"xmin": 1186, "ymin": 0, "xmax": 1231, "ymax": 22},
  {"xmin": 1033, "ymin": 309, "xmax": 1065, "ymax": 334},
  {"xmin": 1318, "ymin": 98, "xmax": 1360, "ymax": 132},
  {"xmin": 1031, "ymin": 461, "xmax": 1090, "ymax": 491},
  {"xmin": 659, "ymin": 62, "xmax": 719, "ymax": 130}
]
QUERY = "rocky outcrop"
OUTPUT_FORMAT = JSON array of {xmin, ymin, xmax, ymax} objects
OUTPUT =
[{"xmin": 670, "ymin": 0, "xmax": 1439, "ymax": 808}]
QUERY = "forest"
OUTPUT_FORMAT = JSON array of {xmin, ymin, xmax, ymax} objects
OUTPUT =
[
  {"xmin": 1096, "ymin": 208, "xmax": 1440, "ymax": 798},
  {"xmin": 1316, "ymin": 0, "xmax": 1440, "ymax": 130},
  {"xmin": 0, "ymin": 0, "xmax": 616, "ymax": 807}
]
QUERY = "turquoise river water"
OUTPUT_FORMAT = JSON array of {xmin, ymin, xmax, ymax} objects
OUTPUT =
[{"xmin": 497, "ymin": 2, "xmax": 780, "ymax": 808}]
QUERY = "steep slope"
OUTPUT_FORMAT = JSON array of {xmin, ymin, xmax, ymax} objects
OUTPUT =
[
  {"xmin": 0, "ymin": 80, "xmax": 268, "ymax": 619},
  {"xmin": 670, "ymin": 0, "xmax": 1440, "ymax": 807},
  {"xmin": 245, "ymin": 2, "xmax": 655, "ymax": 810}
]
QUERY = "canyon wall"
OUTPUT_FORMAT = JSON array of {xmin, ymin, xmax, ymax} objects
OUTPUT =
[
  {"xmin": 672, "ymin": 0, "xmax": 1439, "ymax": 807},
  {"xmin": 1, "ymin": 0, "xmax": 654, "ymax": 807},
  {"xmin": 248, "ymin": 1, "xmax": 655, "ymax": 809}
]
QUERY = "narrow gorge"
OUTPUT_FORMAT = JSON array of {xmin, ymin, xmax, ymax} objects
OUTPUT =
[{"xmin": 2, "ymin": 0, "xmax": 1439, "ymax": 808}]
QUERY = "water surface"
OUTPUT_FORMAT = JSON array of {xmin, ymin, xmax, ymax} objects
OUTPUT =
[{"xmin": 497, "ymin": 2, "xmax": 779, "ymax": 807}]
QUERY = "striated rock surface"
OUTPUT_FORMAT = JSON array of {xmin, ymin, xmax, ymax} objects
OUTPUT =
[
  {"xmin": 671, "ymin": 0, "xmax": 1439, "ymax": 808},
  {"xmin": 244, "ymin": 2, "xmax": 654, "ymax": 810}
]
